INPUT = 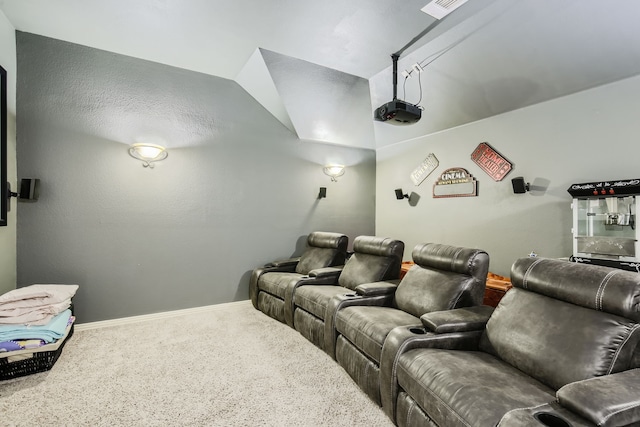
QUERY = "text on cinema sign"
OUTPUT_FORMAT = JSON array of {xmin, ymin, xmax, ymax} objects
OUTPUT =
[
  {"xmin": 437, "ymin": 169, "xmax": 472, "ymax": 185},
  {"xmin": 470, "ymin": 142, "xmax": 512, "ymax": 182}
]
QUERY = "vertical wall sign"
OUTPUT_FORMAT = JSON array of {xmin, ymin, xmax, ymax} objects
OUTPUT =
[
  {"xmin": 410, "ymin": 153, "xmax": 439, "ymax": 186},
  {"xmin": 433, "ymin": 167, "xmax": 478, "ymax": 198},
  {"xmin": 470, "ymin": 142, "xmax": 512, "ymax": 182}
]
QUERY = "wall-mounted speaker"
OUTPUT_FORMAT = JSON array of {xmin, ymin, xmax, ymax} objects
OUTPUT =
[
  {"xmin": 19, "ymin": 178, "xmax": 40, "ymax": 201},
  {"xmin": 511, "ymin": 177, "xmax": 529, "ymax": 194},
  {"xmin": 395, "ymin": 188, "xmax": 409, "ymax": 200},
  {"xmin": 318, "ymin": 187, "xmax": 327, "ymax": 199}
]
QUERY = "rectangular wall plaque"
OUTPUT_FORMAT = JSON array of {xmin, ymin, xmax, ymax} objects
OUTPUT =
[
  {"xmin": 410, "ymin": 153, "xmax": 439, "ymax": 186},
  {"xmin": 471, "ymin": 142, "xmax": 512, "ymax": 182}
]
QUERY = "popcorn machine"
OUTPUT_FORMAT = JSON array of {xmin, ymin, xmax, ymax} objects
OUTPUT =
[{"xmin": 568, "ymin": 179, "xmax": 639, "ymax": 271}]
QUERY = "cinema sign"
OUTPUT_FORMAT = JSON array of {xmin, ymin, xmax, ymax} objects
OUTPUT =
[
  {"xmin": 433, "ymin": 168, "xmax": 478, "ymax": 198},
  {"xmin": 410, "ymin": 153, "xmax": 439, "ymax": 186}
]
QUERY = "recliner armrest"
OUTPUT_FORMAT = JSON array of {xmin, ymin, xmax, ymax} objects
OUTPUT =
[
  {"xmin": 556, "ymin": 369, "xmax": 640, "ymax": 427},
  {"xmin": 308, "ymin": 266, "xmax": 343, "ymax": 280},
  {"xmin": 266, "ymin": 257, "xmax": 301, "ymax": 268},
  {"xmin": 380, "ymin": 326, "xmax": 484, "ymax": 422},
  {"xmin": 355, "ymin": 280, "xmax": 401, "ymax": 297},
  {"xmin": 250, "ymin": 264, "xmax": 297, "ymax": 309},
  {"xmin": 421, "ymin": 305, "xmax": 495, "ymax": 334}
]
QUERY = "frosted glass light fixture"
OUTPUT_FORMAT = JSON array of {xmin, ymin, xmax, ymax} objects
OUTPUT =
[
  {"xmin": 323, "ymin": 165, "xmax": 345, "ymax": 182},
  {"xmin": 128, "ymin": 143, "xmax": 168, "ymax": 168}
]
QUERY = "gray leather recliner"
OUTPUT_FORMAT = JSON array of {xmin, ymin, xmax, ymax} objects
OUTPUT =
[
  {"xmin": 328, "ymin": 243, "xmax": 490, "ymax": 406},
  {"xmin": 380, "ymin": 257, "xmax": 640, "ymax": 427},
  {"xmin": 292, "ymin": 235, "xmax": 404, "ymax": 350},
  {"xmin": 249, "ymin": 231, "xmax": 348, "ymax": 327}
]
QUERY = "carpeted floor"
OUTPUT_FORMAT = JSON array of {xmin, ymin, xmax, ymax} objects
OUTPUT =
[{"xmin": 0, "ymin": 301, "xmax": 393, "ymax": 426}]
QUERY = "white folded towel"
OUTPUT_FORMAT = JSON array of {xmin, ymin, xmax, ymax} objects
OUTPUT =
[
  {"xmin": 0, "ymin": 284, "xmax": 78, "ymax": 326},
  {"xmin": 0, "ymin": 299, "xmax": 72, "ymax": 325},
  {"xmin": 0, "ymin": 284, "xmax": 78, "ymax": 306}
]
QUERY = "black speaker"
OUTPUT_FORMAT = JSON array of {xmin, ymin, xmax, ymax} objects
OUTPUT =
[
  {"xmin": 395, "ymin": 188, "xmax": 407, "ymax": 200},
  {"xmin": 19, "ymin": 178, "xmax": 40, "ymax": 201},
  {"xmin": 511, "ymin": 177, "xmax": 529, "ymax": 194},
  {"xmin": 318, "ymin": 187, "xmax": 327, "ymax": 199}
]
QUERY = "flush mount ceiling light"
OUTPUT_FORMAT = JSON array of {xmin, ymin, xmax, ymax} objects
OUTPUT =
[
  {"xmin": 323, "ymin": 165, "xmax": 345, "ymax": 182},
  {"xmin": 128, "ymin": 143, "xmax": 168, "ymax": 168}
]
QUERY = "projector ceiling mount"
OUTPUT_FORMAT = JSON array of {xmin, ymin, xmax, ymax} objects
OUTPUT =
[{"xmin": 374, "ymin": 0, "xmax": 469, "ymax": 126}]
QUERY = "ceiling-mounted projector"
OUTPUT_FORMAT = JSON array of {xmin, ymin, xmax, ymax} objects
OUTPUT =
[
  {"xmin": 374, "ymin": 53, "xmax": 422, "ymax": 126},
  {"xmin": 374, "ymin": 100, "xmax": 421, "ymax": 125},
  {"xmin": 374, "ymin": 0, "xmax": 470, "ymax": 126}
]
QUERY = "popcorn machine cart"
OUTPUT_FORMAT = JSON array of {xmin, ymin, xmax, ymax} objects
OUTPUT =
[{"xmin": 568, "ymin": 179, "xmax": 639, "ymax": 272}]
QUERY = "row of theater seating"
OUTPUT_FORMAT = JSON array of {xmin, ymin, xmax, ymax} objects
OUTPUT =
[{"xmin": 249, "ymin": 232, "xmax": 640, "ymax": 427}]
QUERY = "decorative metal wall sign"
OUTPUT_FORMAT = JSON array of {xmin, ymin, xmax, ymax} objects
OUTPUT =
[
  {"xmin": 410, "ymin": 153, "xmax": 439, "ymax": 186},
  {"xmin": 433, "ymin": 167, "xmax": 478, "ymax": 198},
  {"xmin": 470, "ymin": 142, "xmax": 512, "ymax": 182}
]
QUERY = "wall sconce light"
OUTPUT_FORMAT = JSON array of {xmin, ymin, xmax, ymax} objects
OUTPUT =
[
  {"xmin": 128, "ymin": 143, "xmax": 168, "ymax": 168},
  {"xmin": 395, "ymin": 188, "xmax": 409, "ymax": 200},
  {"xmin": 323, "ymin": 165, "xmax": 345, "ymax": 182},
  {"xmin": 511, "ymin": 177, "xmax": 530, "ymax": 194},
  {"xmin": 318, "ymin": 187, "xmax": 327, "ymax": 199}
]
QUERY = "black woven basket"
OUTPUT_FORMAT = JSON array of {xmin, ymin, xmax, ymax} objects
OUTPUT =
[{"xmin": 0, "ymin": 324, "xmax": 75, "ymax": 381}]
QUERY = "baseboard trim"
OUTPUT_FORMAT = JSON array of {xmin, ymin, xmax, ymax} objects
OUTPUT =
[{"xmin": 75, "ymin": 300, "xmax": 251, "ymax": 331}]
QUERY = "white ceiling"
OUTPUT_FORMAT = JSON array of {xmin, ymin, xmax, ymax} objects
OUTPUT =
[
  {"xmin": 2, "ymin": 0, "xmax": 640, "ymax": 149},
  {"xmin": 0, "ymin": 0, "xmax": 460, "ymax": 80}
]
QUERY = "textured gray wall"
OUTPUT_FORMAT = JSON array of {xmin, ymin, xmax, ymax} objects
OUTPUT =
[
  {"xmin": 16, "ymin": 32, "xmax": 376, "ymax": 322},
  {"xmin": 376, "ymin": 73, "xmax": 640, "ymax": 276}
]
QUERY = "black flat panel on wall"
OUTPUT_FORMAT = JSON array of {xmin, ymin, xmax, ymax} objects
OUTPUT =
[{"xmin": 0, "ymin": 65, "xmax": 7, "ymax": 227}]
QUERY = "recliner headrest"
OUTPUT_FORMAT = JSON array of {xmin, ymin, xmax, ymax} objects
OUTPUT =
[
  {"xmin": 307, "ymin": 232, "xmax": 348, "ymax": 250},
  {"xmin": 353, "ymin": 236, "xmax": 404, "ymax": 258},
  {"xmin": 511, "ymin": 257, "xmax": 640, "ymax": 322},
  {"xmin": 412, "ymin": 243, "xmax": 489, "ymax": 279}
]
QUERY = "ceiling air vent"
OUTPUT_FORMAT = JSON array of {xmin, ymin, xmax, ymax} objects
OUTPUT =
[{"xmin": 421, "ymin": 0, "xmax": 469, "ymax": 20}]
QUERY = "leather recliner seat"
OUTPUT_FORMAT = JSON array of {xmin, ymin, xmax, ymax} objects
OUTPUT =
[
  {"xmin": 292, "ymin": 235, "xmax": 404, "ymax": 350},
  {"xmin": 330, "ymin": 243, "xmax": 490, "ymax": 405},
  {"xmin": 380, "ymin": 257, "xmax": 640, "ymax": 427},
  {"xmin": 249, "ymin": 231, "xmax": 348, "ymax": 327}
]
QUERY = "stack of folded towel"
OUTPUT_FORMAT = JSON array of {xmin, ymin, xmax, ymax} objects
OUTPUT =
[
  {"xmin": 0, "ymin": 284, "xmax": 78, "ymax": 353},
  {"xmin": 0, "ymin": 284, "xmax": 78, "ymax": 325}
]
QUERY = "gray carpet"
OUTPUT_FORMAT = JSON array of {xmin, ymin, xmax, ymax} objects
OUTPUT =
[{"xmin": 0, "ymin": 301, "xmax": 393, "ymax": 426}]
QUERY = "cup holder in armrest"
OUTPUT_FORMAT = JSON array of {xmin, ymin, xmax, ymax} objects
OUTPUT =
[
  {"xmin": 533, "ymin": 412, "xmax": 571, "ymax": 427},
  {"xmin": 343, "ymin": 293, "xmax": 359, "ymax": 298},
  {"xmin": 409, "ymin": 327, "xmax": 426, "ymax": 335}
]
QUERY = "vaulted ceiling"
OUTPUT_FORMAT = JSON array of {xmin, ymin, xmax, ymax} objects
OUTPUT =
[{"xmin": 2, "ymin": 0, "xmax": 639, "ymax": 149}]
